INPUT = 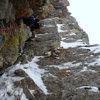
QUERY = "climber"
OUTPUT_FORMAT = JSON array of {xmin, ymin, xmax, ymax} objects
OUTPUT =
[
  {"xmin": 15, "ymin": 16, "xmax": 40, "ymax": 40},
  {"xmin": 23, "ymin": 16, "xmax": 40, "ymax": 40}
]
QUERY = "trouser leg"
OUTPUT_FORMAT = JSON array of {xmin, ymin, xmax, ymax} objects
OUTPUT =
[{"xmin": 31, "ymin": 30, "xmax": 35, "ymax": 38}]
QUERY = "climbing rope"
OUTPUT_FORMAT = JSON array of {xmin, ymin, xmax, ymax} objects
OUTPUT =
[{"xmin": 0, "ymin": 24, "xmax": 25, "ymax": 32}]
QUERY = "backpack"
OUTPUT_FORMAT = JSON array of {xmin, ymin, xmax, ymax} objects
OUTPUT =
[{"xmin": 27, "ymin": 17, "xmax": 37, "ymax": 22}]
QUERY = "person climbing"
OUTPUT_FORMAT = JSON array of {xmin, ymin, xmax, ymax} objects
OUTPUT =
[
  {"xmin": 15, "ymin": 16, "xmax": 40, "ymax": 40},
  {"xmin": 23, "ymin": 16, "xmax": 40, "ymax": 40}
]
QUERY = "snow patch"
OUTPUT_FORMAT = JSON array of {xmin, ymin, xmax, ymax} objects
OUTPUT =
[
  {"xmin": 57, "ymin": 24, "xmax": 68, "ymax": 33},
  {"xmin": 80, "ymin": 67, "xmax": 97, "ymax": 73},
  {"xmin": 35, "ymin": 32, "xmax": 50, "ymax": 37},
  {"xmin": 81, "ymin": 45, "xmax": 100, "ymax": 53},
  {"xmin": 29, "ymin": 89, "xmax": 35, "ymax": 96},
  {"xmin": 80, "ymin": 45, "xmax": 100, "ymax": 66},
  {"xmin": 17, "ymin": 56, "xmax": 48, "ymax": 95},
  {"xmin": 69, "ymin": 32, "xmax": 76, "ymax": 36},
  {"xmin": 0, "ymin": 68, "xmax": 25, "ymax": 100},
  {"xmin": 47, "ymin": 62, "xmax": 81, "ymax": 69},
  {"xmin": 77, "ymin": 86, "xmax": 100, "ymax": 92},
  {"xmin": 43, "ymin": 25, "xmax": 55, "ymax": 28},
  {"xmin": 0, "ymin": 74, "xmax": 27, "ymax": 100},
  {"xmin": 88, "ymin": 56, "xmax": 100, "ymax": 66},
  {"xmin": 21, "ymin": 93, "xmax": 29, "ymax": 100},
  {"xmin": 61, "ymin": 37, "xmax": 67, "ymax": 41},
  {"xmin": 60, "ymin": 40, "xmax": 86, "ymax": 48},
  {"xmin": 0, "ymin": 56, "xmax": 48, "ymax": 100}
]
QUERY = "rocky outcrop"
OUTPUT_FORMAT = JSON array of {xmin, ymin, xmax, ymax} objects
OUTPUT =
[
  {"xmin": 0, "ymin": 0, "xmax": 45, "ymax": 68},
  {"xmin": 0, "ymin": 0, "xmax": 100, "ymax": 100},
  {"xmin": 23, "ymin": 18, "xmax": 60, "ymax": 57},
  {"xmin": 0, "ymin": 0, "xmax": 31, "ymax": 69},
  {"xmin": 0, "ymin": 0, "xmax": 61, "ymax": 69},
  {"xmin": 0, "ymin": 24, "xmax": 31, "ymax": 69},
  {"xmin": 0, "ymin": 0, "xmax": 89, "ymax": 69}
]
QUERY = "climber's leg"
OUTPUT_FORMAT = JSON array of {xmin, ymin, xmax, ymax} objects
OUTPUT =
[{"xmin": 31, "ymin": 30, "xmax": 36, "ymax": 38}]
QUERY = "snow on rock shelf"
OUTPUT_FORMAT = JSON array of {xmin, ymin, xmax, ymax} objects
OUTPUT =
[
  {"xmin": 0, "ymin": 68, "xmax": 26, "ymax": 100},
  {"xmin": 17, "ymin": 56, "xmax": 48, "ymax": 95},
  {"xmin": 77, "ymin": 86, "xmax": 100, "ymax": 92},
  {"xmin": 60, "ymin": 40, "xmax": 86, "ymax": 48},
  {"xmin": 0, "ymin": 56, "xmax": 48, "ymax": 100}
]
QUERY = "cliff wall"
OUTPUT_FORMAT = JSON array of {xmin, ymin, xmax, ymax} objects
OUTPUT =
[
  {"xmin": 0, "ymin": 0, "xmax": 100, "ymax": 100},
  {"xmin": 0, "ymin": 0, "xmax": 88, "ymax": 69}
]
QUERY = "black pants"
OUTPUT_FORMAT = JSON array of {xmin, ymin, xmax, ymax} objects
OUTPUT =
[{"xmin": 29, "ymin": 22, "xmax": 40, "ymax": 31}]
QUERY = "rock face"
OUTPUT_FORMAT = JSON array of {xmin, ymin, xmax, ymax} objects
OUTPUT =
[
  {"xmin": 0, "ymin": 0, "xmax": 32, "ymax": 69},
  {"xmin": 0, "ymin": 0, "xmax": 100, "ymax": 100},
  {"xmin": 23, "ymin": 18, "xmax": 60, "ymax": 57}
]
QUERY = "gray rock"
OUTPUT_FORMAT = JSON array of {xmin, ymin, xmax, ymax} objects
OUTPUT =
[
  {"xmin": 0, "ymin": 0, "xmax": 15, "ymax": 20},
  {"xmin": 22, "ymin": 18, "xmax": 60, "ymax": 57},
  {"xmin": 0, "ymin": 0, "xmax": 100, "ymax": 100},
  {"xmin": 24, "ymin": 32, "xmax": 60, "ymax": 56}
]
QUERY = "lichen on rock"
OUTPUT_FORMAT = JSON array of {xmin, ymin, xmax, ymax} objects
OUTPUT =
[{"xmin": 0, "ymin": 27, "xmax": 29, "ymax": 68}]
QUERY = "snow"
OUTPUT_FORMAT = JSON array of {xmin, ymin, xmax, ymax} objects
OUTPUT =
[
  {"xmin": 0, "ymin": 56, "xmax": 48, "ymax": 100},
  {"xmin": 80, "ymin": 67, "xmax": 97, "ymax": 73},
  {"xmin": 81, "ymin": 45, "xmax": 100, "ymax": 66},
  {"xmin": 81, "ymin": 45, "xmax": 100, "ymax": 53},
  {"xmin": 21, "ymin": 93, "xmax": 29, "ymax": 100},
  {"xmin": 35, "ymin": 33, "xmax": 50, "ymax": 37},
  {"xmin": 60, "ymin": 40, "xmax": 86, "ymax": 48},
  {"xmin": 57, "ymin": 22, "xmax": 87, "ymax": 48},
  {"xmin": 16, "ymin": 56, "xmax": 48, "ymax": 95},
  {"xmin": 69, "ymin": 32, "xmax": 76, "ymax": 36},
  {"xmin": 80, "ymin": 45, "xmax": 100, "ymax": 66},
  {"xmin": 57, "ymin": 23, "xmax": 87, "ymax": 48},
  {"xmin": 61, "ymin": 37, "xmax": 67, "ymax": 41},
  {"xmin": 61, "ymin": 32, "xmax": 76, "ymax": 41},
  {"xmin": 88, "ymin": 55, "xmax": 100, "ymax": 66},
  {"xmin": 0, "ymin": 72, "xmax": 26, "ymax": 100},
  {"xmin": 57, "ymin": 24, "xmax": 68, "ymax": 33},
  {"xmin": 77, "ymin": 86, "xmax": 100, "ymax": 92},
  {"xmin": 48, "ymin": 62, "xmax": 81, "ymax": 69},
  {"xmin": 47, "ymin": 73, "xmax": 57, "ymax": 78},
  {"xmin": 45, "ymin": 51, "xmax": 52, "ymax": 56},
  {"xmin": 43, "ymin": 25, "xmax": 55, "ymax": 27}
]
